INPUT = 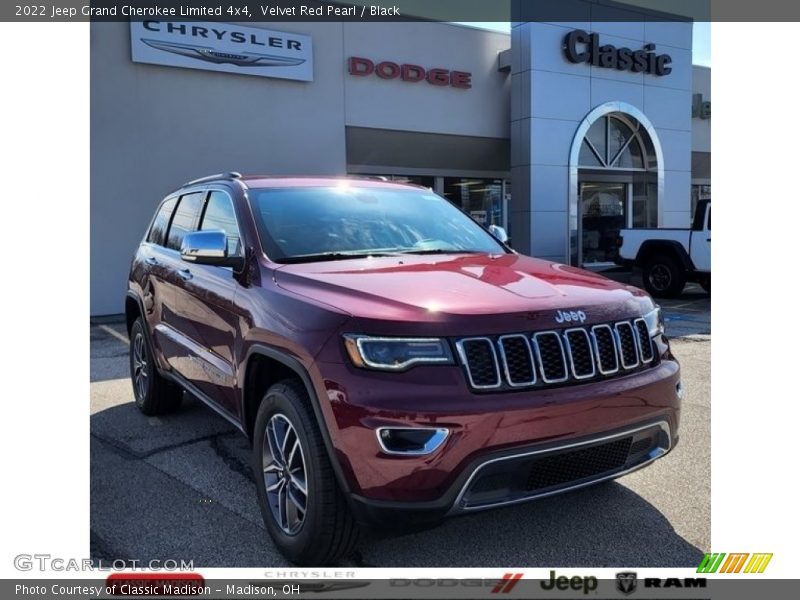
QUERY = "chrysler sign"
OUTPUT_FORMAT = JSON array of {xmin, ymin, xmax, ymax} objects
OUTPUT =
[{"xmin": 130, "ymin": 21, "xmax": 313, "ymax": 82}]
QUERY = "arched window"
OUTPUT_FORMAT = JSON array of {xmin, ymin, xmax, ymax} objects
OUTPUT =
[{"xmin": 578, "ymin": 114, "xmax": 653, "ymax": 171}]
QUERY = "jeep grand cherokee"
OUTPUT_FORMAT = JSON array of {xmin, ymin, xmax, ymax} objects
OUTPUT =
[{"xmin": 126, "ymin": 173, "xmax": 681, "ymax": 565}]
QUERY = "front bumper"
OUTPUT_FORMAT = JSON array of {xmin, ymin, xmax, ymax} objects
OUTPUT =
[
  {"xmin": 316, "ymin": 356, "xmax": 681, "ymax": 524},
  {"xmin": 348, "ymin": 419, "xmax": 675, "ymax": 525}
]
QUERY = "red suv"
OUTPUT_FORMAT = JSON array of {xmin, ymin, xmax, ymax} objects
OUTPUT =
[{"xmin": 126, "ymin": 173, "xmax": 681, "ymax": 565}]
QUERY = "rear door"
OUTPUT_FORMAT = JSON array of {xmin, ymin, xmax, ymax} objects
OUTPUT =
[
  {"xmin": 138, "ymin": 197, "xmax": 179, "ymax": 337},
  {"xmin": 690, "ymin": 203, "xmax": 711, "ymax": 273}
]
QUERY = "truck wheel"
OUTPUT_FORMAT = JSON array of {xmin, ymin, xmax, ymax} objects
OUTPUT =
[
  {"xmin": 253, "ymin": 379, "xmax": 359, "ymax": 565},
  {"xmin": 700, "ymin": 277, "xmax": 711, "ymax": 294},
  {"xmin": 643, "ymin": 254, "xmax": 686, "ymax": 298},
  {"xmin": 129, "ymin": 317, "xmax": 182, "ymax": 415}
]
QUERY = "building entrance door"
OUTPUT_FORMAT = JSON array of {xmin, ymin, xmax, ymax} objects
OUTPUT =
[{"xmin": 580, "ymin": 181, "xmax": 627, "ymax": 267}]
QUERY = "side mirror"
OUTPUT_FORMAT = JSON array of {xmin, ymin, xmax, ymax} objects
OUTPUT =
[
  {"xmin": 488, "ymin": 224, "xmax": 509, "ymax": 244},
  {"xmin": 181, "ymin": 230, "xmax": 244, "ymax": 270}
]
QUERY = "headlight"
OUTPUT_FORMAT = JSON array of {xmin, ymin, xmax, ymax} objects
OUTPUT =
[
  {"xmin": 643, "ymin": 306, "xmax": 665, "ymax": 336},
  {"xmin": 344, "ymin": 335, "xmax": 454, "ymax": 371}
]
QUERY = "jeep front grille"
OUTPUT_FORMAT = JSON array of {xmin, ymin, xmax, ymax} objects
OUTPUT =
[{"xmin": 456, "ymin": 318, "xmax": 656, "ymax": 392}]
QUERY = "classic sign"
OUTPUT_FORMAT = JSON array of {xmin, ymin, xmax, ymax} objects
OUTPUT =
[
  {"xmin": 563, "ymin": 29, "xmax": 672, "ymax": 76},
  {"xmin": 130, "ymin": 21, "xmax": 313, "ymax": 82}
]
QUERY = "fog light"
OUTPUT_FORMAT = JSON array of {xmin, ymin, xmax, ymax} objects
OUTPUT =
[
  {"xmin": 676, "ymin": 381, "xmax": 685, "ymax": 400},
  {"xmin": 376, "ymin": 427, "xmax": 449, "ymax": 456}
]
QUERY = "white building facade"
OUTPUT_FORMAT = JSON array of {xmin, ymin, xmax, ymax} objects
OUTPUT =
[{"xmin": 90, "ymin": 15, "xmax": 709, "ymax": 315}]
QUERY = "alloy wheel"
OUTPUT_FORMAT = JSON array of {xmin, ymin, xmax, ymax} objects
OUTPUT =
[
  {"xmin": 262, "ymin": 413, "xmax": 308, "ymax": 535},
  {"xmin": 132, "ymin": 332, "xmax": 149, "ymax": 400}
]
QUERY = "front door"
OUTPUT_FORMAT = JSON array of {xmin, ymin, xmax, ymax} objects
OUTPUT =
[
  {"xmin": 166, "ymin": 189, "xmax": 244, "ymax": 418},
  {"xmin": 580, "ymin": 182, "xmax": 627, "ymax": 267}
]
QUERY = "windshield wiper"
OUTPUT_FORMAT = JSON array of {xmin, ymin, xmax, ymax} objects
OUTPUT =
[
  {"xmin": 395, "ymin": 249, "xmax": 483, "ymax": 256},
  {"xmin": 277, "ymin": 251, "xmax": 403, "ymax": 264}
]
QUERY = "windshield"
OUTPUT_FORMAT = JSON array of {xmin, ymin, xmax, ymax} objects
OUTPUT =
[{"xmin": 248, "ymin": 185, "xmax": 507, "ymax": 263}]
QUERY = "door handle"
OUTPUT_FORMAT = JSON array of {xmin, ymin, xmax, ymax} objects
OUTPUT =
[
  {"xmin": 177, "ymin": 268, "xmax": 193, "ymax": 281},
  {"xmin": 145, "ymin": 257, "xmax": 159, "ymax": 266}
]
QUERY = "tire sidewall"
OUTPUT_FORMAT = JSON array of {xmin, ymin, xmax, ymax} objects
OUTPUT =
[
  {"xmin": 129, "ymin": 318, "xmax": 153, "ymax": 410},
  {"xmin": 644, "ymin": 256, "xmax": 684, "ymax": 298},
  {"xmin": 252, "ymin": 385, "xmax": 323, "ymax": 562}
]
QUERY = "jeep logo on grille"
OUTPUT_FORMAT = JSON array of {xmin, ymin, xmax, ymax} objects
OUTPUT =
[{"xmin": 555, "ymin": 309, "xmax": 587, "ymax": 324}]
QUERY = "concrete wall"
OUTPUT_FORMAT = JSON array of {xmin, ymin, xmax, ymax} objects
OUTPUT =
[
  {"xmin": 510, "ymin": 8, "xmax": 694, "ymax": 261},
  {"xmin": 692, "ymin": 65, "xmax": 711, "ymax": 153},
  {"xmin": 343, "ymin": 22, "xmax": 510, "ymax": 139}
]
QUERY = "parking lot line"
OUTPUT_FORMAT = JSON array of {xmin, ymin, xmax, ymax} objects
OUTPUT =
[{"xmin": 98, "ymin": 324, "xmax": 129, "ymax": 345}]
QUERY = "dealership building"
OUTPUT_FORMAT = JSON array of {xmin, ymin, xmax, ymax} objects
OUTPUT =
[{"xmin": 91, "ymin": 9, "xmax": 710, "ymax": 315}]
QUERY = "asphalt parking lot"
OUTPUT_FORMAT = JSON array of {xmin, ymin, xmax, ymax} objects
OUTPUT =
[{"xmin": 90, "ymin": 290, "xmax": 710, "ymax": 568}]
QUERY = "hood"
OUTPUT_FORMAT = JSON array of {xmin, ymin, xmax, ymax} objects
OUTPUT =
[{"xmin": 272, "ymin": 253, "xmax": 652, "ymax": 328}]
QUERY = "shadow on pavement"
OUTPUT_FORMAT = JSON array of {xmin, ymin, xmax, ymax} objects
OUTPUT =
[{"xmin": 91, "ymin": 397, "xmax": 704, "ymax": 568}]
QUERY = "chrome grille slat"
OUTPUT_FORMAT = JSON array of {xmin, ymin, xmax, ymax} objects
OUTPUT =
[
  {"xmin": 633, "ymin": 318, "xmax": 655, "ymax": 363},
  {"xmin": 532, "ymin": 332, "xmax": 569, "ymax": 383},
  {"xmin": 456, "ymin": 318, "xmax": 656, "ymax": 391},
  {"xmin": 455, "ymin": 337, "xmax": 501, "ymax": 389},
  {"xmin": 590, "ymin": 324, "xmax": 620, "ymax": 375},
  {"xmin": 564, "ymin": 328, "xmax": 596, "ymax": 379},
  {"xmin": 614, "ymin": 321, "xmax": 640, "ymax": 370},
  {"xmin": 498, "ymin": 335, "xmax": 537, "ymax": 387}
]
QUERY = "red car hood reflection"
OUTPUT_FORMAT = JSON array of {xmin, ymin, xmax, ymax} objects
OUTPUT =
[{"xmin": 273, "ymin": 254, "xmax": 647, "ymax": 322}]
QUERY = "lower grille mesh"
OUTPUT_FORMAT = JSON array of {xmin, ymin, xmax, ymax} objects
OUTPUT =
[{"xmin": 525, "ymin": 437, "xmax": 633, "ymax": 491}]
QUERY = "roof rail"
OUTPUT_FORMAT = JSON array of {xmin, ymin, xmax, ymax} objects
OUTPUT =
[{"xmin": 182, "ymin": 171, "xmax": 242, "ymax": 187}]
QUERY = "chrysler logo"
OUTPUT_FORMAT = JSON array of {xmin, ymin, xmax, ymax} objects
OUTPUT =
[
  {"xmin": 141, "ymin": 39, "xmax": 306, "ymax": 68},
  {"xmin": 616, "ymin": 572, "xmax": 637, "ymax": 595}
]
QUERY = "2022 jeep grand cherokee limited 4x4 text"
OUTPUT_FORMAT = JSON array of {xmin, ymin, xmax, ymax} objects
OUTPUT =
[{"xmin": 126, "ymin": 173, "xmax": 681, "ymax": 565}]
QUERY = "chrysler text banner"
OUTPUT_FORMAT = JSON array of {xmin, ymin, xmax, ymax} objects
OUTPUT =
[{"xmin": 130, "ymin": 19, "xmax": 313, "ymax": 81}]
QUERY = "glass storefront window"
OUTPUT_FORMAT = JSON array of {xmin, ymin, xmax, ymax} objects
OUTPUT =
[
  {"xmin": 631, "ymin": 178, "xmax": 658, "ymax": 228},
  {"xmin": 580, "ymin": 182, "xmax": 626, "ymax": 264},
  {"xmin": 443, "ymin": 178, "xmax": 504, "ymax": 227},
  {"xmin": 692, "ymin": 184, "xmax": 711, "ymax": 217},
  {"xmin": 576, "ymin": 111, "xmax": 658, "ymax": 267},
  {"xmin": 366, "ymin": 174, "xmax": 435, "ymax": 189}
]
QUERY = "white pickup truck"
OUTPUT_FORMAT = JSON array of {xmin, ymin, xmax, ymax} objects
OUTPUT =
[{"xmin": 616, "ymin": 200, "xmax": 710, "ymax": 298}]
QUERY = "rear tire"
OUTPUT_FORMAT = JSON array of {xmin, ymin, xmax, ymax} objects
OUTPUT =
[
  {"xmin": 253, "ymin": 379, "xmax": 359, "ymax": 565},
  {"xmin": 129, "ymin": 317, "xmax": 182, "ymax": 415},
  {"xmin": 642, "ymin": 254, "xmax": 686, "ymax": 298},
  {"xmin": 700, "ymin": 277, "xmax": 711, "ymax": 294}
]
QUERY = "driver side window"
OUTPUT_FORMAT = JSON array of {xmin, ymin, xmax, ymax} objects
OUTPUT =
[{"xmin": 200, "ymin": 191, "xmax": 243, "ymax": 257}]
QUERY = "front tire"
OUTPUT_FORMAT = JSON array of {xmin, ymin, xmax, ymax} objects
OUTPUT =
[
  {"xmin": 129, "ymin": 317, "xmax": 182, "ymax": 415},
  {"xmin": 642, "ymin": 254, "xmax": 686, "ymax": 298},
  {"xmin": 253, "ymin": 379, "xmax": 359, "ymax": 565}
]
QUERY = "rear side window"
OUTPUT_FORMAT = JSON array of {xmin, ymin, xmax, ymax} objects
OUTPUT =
[
  {"xmin": 166, "ymin": 192, "xmax": 204, "ymax": 251},
  {"xmin": 147, "ymin": 197, "xmax": 177, "ymax": 246},
  {"xmin": 200, "ymin": 191, "xmax": 242, "ymax": 256}
]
